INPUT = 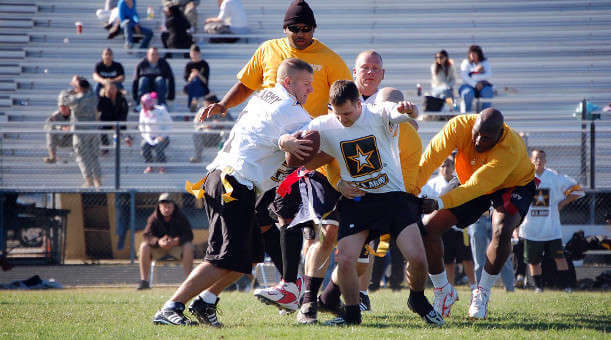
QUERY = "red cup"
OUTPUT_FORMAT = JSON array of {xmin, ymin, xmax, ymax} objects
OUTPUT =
[{"xmin": 75, "ymin": 22, "xmax": 82, "ymax": 34}]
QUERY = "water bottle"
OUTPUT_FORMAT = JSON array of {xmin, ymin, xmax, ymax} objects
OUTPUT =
[
  {"xmin": 417, "ymin": 83, "xmax": 422, "ymax": 97},
  {"xmin": 453, "ymin": 98, "xmax": 459, "ymax": 112},
  {"xmin": 147, "ymin": 6, "xmax": 154, "ymax": 20}
]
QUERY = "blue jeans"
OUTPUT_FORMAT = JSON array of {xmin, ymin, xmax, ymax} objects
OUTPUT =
[
  {"xmin": 120, "ymin": 20, "xmax": 153, "ymax": 48},
  {"xmin": 138, "ymin": 76, "xmax": 167, "ymax": 105},
  {"xmin": 459, "ymin": 84, "xmax": 493, "ymax": 113},
  {"xmin": 141, "ymin": 138, "xmax": 169, "ymax": 163},
  {"xmin": 468, "ymin": 215, "xmax": 514, "ymax": 290},
  {"xmin": 185, "ymin": 78, "xmax": 209, "ymax": 108}
]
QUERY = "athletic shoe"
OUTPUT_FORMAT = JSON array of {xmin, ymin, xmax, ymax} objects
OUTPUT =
[
  {"xmin": 407, "ymin": 295, "xmax": 445, "ymax": 326},
  {"xmin": 153, "ymin": 305, "xmax": 198, "ymax": 326},
  {"xmin": 322, "ymin": 316, "xmax": 359, "ymax": 326},
  {"xmin": 433, "ymin": 283, "xmax": 459, "ymax": 317},
  {"xmin": 468, "ymin": 287, "xmax": 490, "ymax": 320},
  {"xmin": 188, "ymin": 296, "xmax": 222, "ymax": 328},
  {"xmin": 359, "ymin": 292, "xmax": 371, "ymax": 311},
  {"xmin": 534, "ymin": 287, "xmax": 543, "ymax": 293},
  {"xmin": 317, "ymin": 295, "xmax": 343, "ymax": 316},
  {"xmin": 296, "ymin": 301, "xmax": 318, "ymax": 325},
  {"xmin": 515, "ymin": 274, "xmax": 526, "ymax": 289},
  {"xmin": 564, "ymin": 287, "xmax": 573, "ymax": 293},
  {"xmin": 254, "ymin": 281, "xmax": 299, "ymax": 311},
  {"xmin": 136, "ymin": 280, "xmax": 150, "ymax": 290}
]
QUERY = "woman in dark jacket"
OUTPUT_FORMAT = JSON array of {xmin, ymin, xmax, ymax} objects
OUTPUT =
[
  {"xmin": 161, "ymin": 5, "xmax": 193, "ymax": 51},
  {"xmin": 97, "ymin": 82, "xmax": 131, "ymax": 147}
]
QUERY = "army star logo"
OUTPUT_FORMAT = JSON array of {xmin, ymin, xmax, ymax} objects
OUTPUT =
[{"xmin": 347, "ymin": 144, "xmax": 375, "ymax": 173}]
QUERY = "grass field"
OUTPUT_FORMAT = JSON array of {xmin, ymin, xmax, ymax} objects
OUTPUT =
[{"xmin": 0, "ymin": 286, "xmax": 609, "ymax": 339}]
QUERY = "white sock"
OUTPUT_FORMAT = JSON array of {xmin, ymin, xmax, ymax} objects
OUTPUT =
[
  {"xmin": 199, "ymin": 290, "xmax": 217, "ymax": 304},
  {"xmin": 478, "ymin": 269, "xmax": 499, "ymax": 291},
  {"xmin": 360, "ymin": 290, "xmax": 368, "ymax": 296},
  {"xmin": 429, "ymin": 271, "xmax": 449, "ymax": 289}
]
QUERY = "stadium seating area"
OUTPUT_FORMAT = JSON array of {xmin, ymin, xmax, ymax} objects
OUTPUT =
[{"xmin": 0, "ymin": 0, "xmax": 610, "ymax": 190}]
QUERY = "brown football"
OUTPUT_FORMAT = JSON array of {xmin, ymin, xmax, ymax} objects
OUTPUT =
[{"xmin": 285, "ymin": 130, "xmax": 320, "ymax": 167}]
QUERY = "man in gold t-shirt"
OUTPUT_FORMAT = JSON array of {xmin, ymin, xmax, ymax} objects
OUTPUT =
[{"xmin": 417, "ymin": 108, "xmax": 536, "ymax": 320}]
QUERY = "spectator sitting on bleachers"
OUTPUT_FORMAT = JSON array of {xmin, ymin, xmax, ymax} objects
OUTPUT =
[
  {"xmin": 118, "ymin": 0, "xmax": 153, "ymax": 49},
  {"xmin": 138, "ymin": 192, "xmax": 194, "ymax": 290},
  {"xmin": 160, "ymin": 4, "xmax": 194, "ymax": 56},
  {"xmin": 183, "ymin": 45, "xmax": 209, "ymax": 112},
  {"xmin": 189, "ymin": 94, "xmax": 232, "ymax": 163},
  {"xmin": 430, "ymin": 49, "xmax": 456, "ymax": 100},
  {"xmin": 204, "ymin": 0, "xmax": 249, "ymax": 41},
  {"xmin": 92, "ymin": 48, "xmax": 125, "ymax": 96},
  {"xmin": 459, "ymin": 45, "xmax": 493, "ymax": 113},
  {"xmin": 133, "ymin": 47, "xmax": 176, "ymax": 108},
  {"xmin": 43, "ymin": 93, "xmax": 73, "ymax": 164},
  {"xmin": 61, "ymin": 76, "xmax": 102, "ymax": 188},
  {"xmin": 162, "ymin": 0, "xmax": 200, "ymax": 33},
  {"xmin": 139, "ymin": 93, "xmax": 172, "ymax": 174},
  {"xmin": 97, "ymin": 82, "xmax": 131, "ymax": 150}
]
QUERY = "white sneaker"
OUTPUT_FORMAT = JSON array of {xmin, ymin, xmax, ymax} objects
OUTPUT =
[
  {"xmin": 468, "ymin": 286, "xmax": 490, "ymax": 320},
  {"xmin": 254, "ymin": 281, "xmax": 299, "ymax": 311},
  {"xmin": 535, "ymin": 287, "xmax": 543, "ymax": 294},
  {"xmin": 433, "ymin": 284, "xmax": 459, "ymax": 317}
]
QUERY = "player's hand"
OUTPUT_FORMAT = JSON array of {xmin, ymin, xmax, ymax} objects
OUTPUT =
[
  {"xmin": 278, "ymin": 132, "xmax": 313, "ymax": 160},
  {"xmin": 396, "ymin": 101, "xmax": 419, "ymax": 119},
  {"xmin": 158, "ymin": 236, "xmax": 172, "ymax": 249},
  {"xmin": 198, "ymin": 102, "xmax": 226, "ymax": 121},
  {"xmin": 421, "ymin": 198, "xmax": 439, "ymax": 214},
  {"xmin": 338, "ymin": 179, "xmax": 366, "ymax": 199}
]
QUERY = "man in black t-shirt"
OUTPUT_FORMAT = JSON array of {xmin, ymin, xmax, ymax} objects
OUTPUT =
[{"xmin": 92, "ymin": 48, "xmax": 125, "ymax": 96}]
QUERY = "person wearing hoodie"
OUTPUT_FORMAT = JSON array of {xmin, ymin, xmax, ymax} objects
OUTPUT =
[{"xmin": 137, "ymin": 192, "xmax": 194, "ymax": 290}]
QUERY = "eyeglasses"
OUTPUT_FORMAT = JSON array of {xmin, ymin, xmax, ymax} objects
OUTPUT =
[{"xmin": 287, "ymin": 25, "xmax": 313, "ymax": 33}]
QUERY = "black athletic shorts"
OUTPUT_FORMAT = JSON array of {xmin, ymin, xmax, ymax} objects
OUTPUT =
[
  {"xmin": 254, "ymin": 188, "xmax": 277, "ymax": 227},
  {"xmin": 203, "ymin": 169, "xmax": 257, "ymax": 274},
  {"xmin": 442, "ymin": 228, "xmax": 472, "ymax": 264},
  {"xmin": 337, "ymin": 191, "xmax": 421, "ymax": 242},
  {"xmin": 449, "ymin": 179, "xmax": 537, "ymax": 228}
]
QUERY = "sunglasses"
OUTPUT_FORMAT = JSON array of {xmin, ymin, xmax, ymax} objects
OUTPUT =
[{"xmin": 287, "ymin": 25, "xmax": 313, "ymax": 33}]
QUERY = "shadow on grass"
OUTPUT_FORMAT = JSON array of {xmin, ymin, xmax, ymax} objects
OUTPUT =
[{"xmin": 364, "ymin": 313, "xmax": 610, "ymax": 332}]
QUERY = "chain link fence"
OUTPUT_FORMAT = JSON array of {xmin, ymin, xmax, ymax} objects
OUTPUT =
[{"xmin": 1, "ymin": 119, "xmax": 610, "ymax": 263}]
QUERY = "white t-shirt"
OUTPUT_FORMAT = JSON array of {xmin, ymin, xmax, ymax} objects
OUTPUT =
[
  {"xmin": 306, "ymin": 102, "xmax": 412, "ymax": 193},
  {"xmin": 360, "ymin": 90, "xmax": 380, "ymax": 104},
  {"xmin": 519, "ymin": 168, "xmax": 585, "ymax": 241},
  {"xmin": 207, "ymin": 84, "xmax": 311, "ymax": 193},
  {"xmin": 218, "ymin": 0, "xmax": 248, "ymax": 30}
]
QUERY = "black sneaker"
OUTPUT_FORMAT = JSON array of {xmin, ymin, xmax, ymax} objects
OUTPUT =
[
  {"xmin": 407, "ymin": 296, "xmax": 445, "ymax": 326},
  {"xmin": 359, "ymin": 292, "xmax": 371, "ymax": 311},
  {"xmin": 137, "ymin": 280, "xmax": 150, "ymax": 290},
  {"xmin": 153, "ymin": 304, "xmax": 198, "ymax": 326},
  {"xmin": 296, "ymin": 302, "xmax": 318, "ymax": 325},
  {"xmin": 322, "ymin": 316, "xmax": 360, "ymax": 326},
  {"xmin": 188, "ymin": 296, "xmax": 223, "ymax": 328},
  {"xmin": 317, "ymin": 296, "xmax": 343, "ymax": 316}
]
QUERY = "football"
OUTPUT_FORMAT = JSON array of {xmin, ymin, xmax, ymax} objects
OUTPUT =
[{"xmin": 285, "ymin": 130, "xmax": 320, "ymax": 167}]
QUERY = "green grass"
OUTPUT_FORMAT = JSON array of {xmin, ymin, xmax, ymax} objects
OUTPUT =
[{"xmin": 0, "ymin": 287, "xmax": 609, "ymax": 339}]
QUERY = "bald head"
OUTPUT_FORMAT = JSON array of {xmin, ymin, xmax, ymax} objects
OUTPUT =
[
  {"xmin": 472, "ymin": 108, "xmax": 504, "ymax": 152},
  {"xmin": 353, "ymin": 50, "xmax": 385, "ymax": 97},
  {"xmin": 375, "ymin": 87, "xmax": 404, "ymax": 104}
]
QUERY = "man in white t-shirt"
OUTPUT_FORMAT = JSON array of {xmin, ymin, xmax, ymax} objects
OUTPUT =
[
  {"xmin": 153, "ymin": 58, "xmax": 315, "ymax": 327},
  {"xmin": 421, "ymin": 156, "xmax": 476, "ymax": 295},
  {"xmin": 519, "ymin": 149, "xmax": 584, "ymax": 292},
  {"xmin": 204, "ymin": 0, "xmax": 249, "ymax": 35},
  {"xmin": 288, "ymin": 80, "xmax": 443, "ymax": 326}
]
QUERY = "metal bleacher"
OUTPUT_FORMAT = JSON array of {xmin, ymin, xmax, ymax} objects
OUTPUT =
[{"xmin": 0, "ymin": 0, "xmax": 610, "ymax": 190}]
